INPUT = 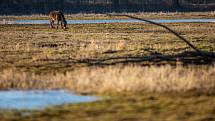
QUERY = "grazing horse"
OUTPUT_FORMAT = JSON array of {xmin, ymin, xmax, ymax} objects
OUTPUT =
[{"xmin": 49, "ymin": 10, "xmax": 67, "ymax": 30}]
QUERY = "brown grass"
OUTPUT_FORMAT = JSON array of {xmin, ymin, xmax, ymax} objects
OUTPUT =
[
  {"xmin": 0, "ymin": 16, "xmax": 215, "ymax": 94},
  {"xmin": 0, "ymin": 22, "xmax": 214, "ymax": 73},
  {"xmin": 0, "ymin": 13, "xmax": 215, "ymax": 121},
  {"xmin": 0, "ymin": 65, "xmax": 214, "ymax": 94},
  {"xmin": 1, "ymin": 12, "xmax": 215, "ymax": 20}
]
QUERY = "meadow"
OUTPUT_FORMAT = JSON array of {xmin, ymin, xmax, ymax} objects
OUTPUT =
[
  {"xmin": 0, "ymin": 12, "xmax": 215, "ymax": 121},
  {"xmin": 1, "ymin": 11, "xmax": 215, "ymax": 20}
]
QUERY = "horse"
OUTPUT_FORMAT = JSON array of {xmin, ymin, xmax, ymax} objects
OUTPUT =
[{"xmin": 49, "ymin": 10, "xmax": 67, "ymax": 30}]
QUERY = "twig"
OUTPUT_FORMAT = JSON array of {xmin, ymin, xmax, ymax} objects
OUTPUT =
[{"xmin": 107, "ymin": 14, "xmax": 204, "ymax": 56}]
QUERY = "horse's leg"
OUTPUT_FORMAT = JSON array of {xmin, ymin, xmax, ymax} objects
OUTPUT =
[
  {"xmin": 56, "ymin": 20, "xmax": 59, "ymax": 29},
  {"xmin": 51, "ymin": 20, "xmax": 55, "ymax": 29},
  {"xmin": 50, "ymin": 20, "xmax": 54, "ymax": 28},
  {"xmin": 52, "ymin": 20, "xmax": 55, "ymax": 28},
  {"xmin": 61, "ymin": 21, "xmax": 63, "ymax": 29}
]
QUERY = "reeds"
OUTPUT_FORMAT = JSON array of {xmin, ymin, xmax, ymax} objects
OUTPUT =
[{"xmin": 0, "ymin": 65, "xmax": 214, "ymax": 94}]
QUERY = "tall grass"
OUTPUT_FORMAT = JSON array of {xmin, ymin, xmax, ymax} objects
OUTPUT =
[{"xmin": 0, "ymin": 65, "xmax": 214, "ymax": 94}]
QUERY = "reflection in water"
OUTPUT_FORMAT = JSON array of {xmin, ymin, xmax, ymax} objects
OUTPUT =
[
  {"xmin": 11, "ymin": 19, "xmax": 215, "ymax": 24},
  {"xmin": 0, "ymin": 90, "xmax": 98, "ymax": 110}
]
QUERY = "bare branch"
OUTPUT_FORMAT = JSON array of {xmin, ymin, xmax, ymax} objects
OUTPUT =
[{"xmin": 107, "ymin": 14, "xmax": 204, "ymax": 56}]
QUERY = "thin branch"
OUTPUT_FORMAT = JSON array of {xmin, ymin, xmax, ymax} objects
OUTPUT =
[{"xmin": 107, "ymin": 14, "xmax": 203, "ymax": 55}]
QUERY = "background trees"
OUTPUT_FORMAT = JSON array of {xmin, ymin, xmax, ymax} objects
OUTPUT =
[{"xmin": 0, "ymin": 0, "xmax": 214, "ymax": 14}]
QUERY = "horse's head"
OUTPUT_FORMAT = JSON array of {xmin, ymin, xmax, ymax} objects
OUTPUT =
[
  {"xmin": 63, "ymin": 20, "xmax": 67, "ymax": 29},
  {"xmin": 63, "ymin": 20, "xmax": 67, "ymax": 30}
]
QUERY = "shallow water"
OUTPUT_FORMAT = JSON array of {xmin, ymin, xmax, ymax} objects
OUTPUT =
[
  {"xmin": 0, "ymin": 90, "xmax": 98, "ymax": 110},
  {"xmin": 4, "ymin": 19, "xmax": 215, "ymax": 24}
]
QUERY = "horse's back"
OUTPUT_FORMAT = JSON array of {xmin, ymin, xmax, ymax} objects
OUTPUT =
[{"xmin": 49, "ymin": 11, "xmax": 61, "ymax": 20}]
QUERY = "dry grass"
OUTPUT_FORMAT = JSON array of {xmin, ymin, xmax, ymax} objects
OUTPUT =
[
  {"xmin": 1, "ymin": 12, "xmax": 215, "ymax": 20},
  {"xmin": 0, "ymin": 13, "xmax": 215, "ymax": 121},
  {"xmin": 0, "ymin": 14, "xmax": 215, "ymax": 94},
  {"xmin": 0, "ymin": 22, "xmax": 214, "ymax": 73},
  {"xmin": 0, "ymin": 65, "xmax": 214, "ymax": 94}
]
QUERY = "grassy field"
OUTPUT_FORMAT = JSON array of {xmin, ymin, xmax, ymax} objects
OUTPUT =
[
  {"xmin": 0, "ymin": 12, "xmax": 215, "ymax": 121},
  {"xmin": 0, "ymin": 22, "xmax": 214, "ymax": 73},
  {"xmin": 0, "ymin": 12, "xmax": 215, "ymax": 20}
]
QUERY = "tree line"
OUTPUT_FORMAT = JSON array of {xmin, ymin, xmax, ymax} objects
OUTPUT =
[{"xmin": 0, "ymin": 0, "xmax": 214, "ymax": 15}]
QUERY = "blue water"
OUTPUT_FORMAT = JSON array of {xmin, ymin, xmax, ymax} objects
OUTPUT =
[
  {"xmin": 0, "ymin": 90, "xmax": 98, "ymax": 110},
  {"xmin": 14, "ymin": 19, "xmax": 215, "ymax": 24}
]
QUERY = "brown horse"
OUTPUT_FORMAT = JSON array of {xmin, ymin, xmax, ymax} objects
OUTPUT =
[{"xmin": 49, "ymin": 10, "xmax": 67, "ymax": 30}]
